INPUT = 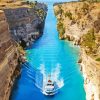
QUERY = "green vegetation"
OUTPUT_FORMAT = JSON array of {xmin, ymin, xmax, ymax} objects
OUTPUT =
[
  {"xmin": 26, "ymin": 1, "xmax": 37, "ymax": 8},
  {"xmin": 35, "ymin": 9, "xmax": 46, "ymax": 21},
  {"xmin": 54, "ymin": 5, "xmax": 63, "ymax": 16},
  {"xmin": 96, "ymin": 58, "xmax": 100, "ymax": 61},
  {"xmin": 25, "ymin": 1, "xmax": 46, "ymax": 21},
  {"xmin": 57, "ymin": 21, "xmax": 65, "ymax": 36},
  {"xmin": 82, "ymin": 2, "xmax": 89, "ymax": 15},
  {"xmin": 81, "ymin": 29, "xmax": 97, "ymax": 54},
  {"xmin": 37, "ymin": 9, "xmax": 45, "ymax": 16},
  {"xmin": 65, "ymin": 12, "xmax": 73, "ymax": 20},
  {"xmin": 17, "ymin": 44, "xmax": 25, "ymax": 54}
]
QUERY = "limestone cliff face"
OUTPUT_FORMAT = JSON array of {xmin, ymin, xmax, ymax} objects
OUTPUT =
[
  {"xmin": 0, "ymin": 1, "xmax": 47, "ymax": 100},
  {"xmin": 81, "ymin": 49, "xmax": 100, "ymax": 100},
  {"xmin": 54, "ymin": 2, "xmax": 100, "ymax": 100},
  {"xmin": 54, "ymin": 2, "xmax": 100, "ymax": 44},
  {"xmin": 0, "ymin": 10, "xmax": 19, "ymax": 100},
  {"xmin": 2, "ymin": 3, "xmax": 47, "ymax": 48}
]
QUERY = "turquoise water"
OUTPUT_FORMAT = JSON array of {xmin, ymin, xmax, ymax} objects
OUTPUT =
[{"xmin": 11, "ymin": 1, "xmax": 86, "ymax": 100}]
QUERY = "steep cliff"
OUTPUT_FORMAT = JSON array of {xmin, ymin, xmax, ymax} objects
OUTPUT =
[
  {"xmin": 0, "ymin": 1, "xmax": 47, "ymax": 48},
  {"xmin": 0, "ymin": 10, "xmax": 19, "ymax": 100},
  {"xmin": 54, "ymin": 2, "xmax": 100, "ymax": 100},
  {"xmin": 0, "ymin": 1, "xmax": 47, "ymax": 100},
  {"xmin": 81, "ymin": 49, "xmax": 100, "ymax": 100}
]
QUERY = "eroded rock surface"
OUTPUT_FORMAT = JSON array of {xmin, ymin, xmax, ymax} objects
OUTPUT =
[
  {"xmin": 2, "ymin": 2, "xmax": 47, "ymax": 48},
  {"xmin": 0, "ymin": 1, "xmax": 47, "ymax": 100},
  {"xmin": 0, "ymin": 10, "xmax": 19, "ymax": 100},
  {"xmin": 54, "ymin": 2, "xmax": 100, "ymax": 100}
]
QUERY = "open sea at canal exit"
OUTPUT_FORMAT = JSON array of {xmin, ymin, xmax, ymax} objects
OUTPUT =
[{"xmin": 10, "ymin": 0, "xmax": 86, "ymax": 100}]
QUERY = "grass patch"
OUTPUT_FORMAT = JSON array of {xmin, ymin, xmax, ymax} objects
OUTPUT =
[
  {"xmin": 96, "ymin": 58, "xmax": 100, "ymax": 61},
  {"xmin": 81, "ymin": 29, "xmax": 97, "ymax": 54}
]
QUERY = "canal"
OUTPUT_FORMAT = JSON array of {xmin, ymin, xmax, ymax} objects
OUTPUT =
[{"xmin": 11, "ymin": 1, "xmax": 86, "ymax": 100}]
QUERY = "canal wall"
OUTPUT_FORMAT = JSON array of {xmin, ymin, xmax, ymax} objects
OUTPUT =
[
  {"xmin": 1, "ymin": 1, "xmax": 47, "ymax": 48},
  {"xmin": 0, "ymin": 10, "xmax": 19, "ymax": 100},
  {"xmin": 0, "ymin": 0, "xmax": 47, "ymax": 100},
  {"xmin": 54, "ymin": 2, "xmax": 100, "ymax": 100}
]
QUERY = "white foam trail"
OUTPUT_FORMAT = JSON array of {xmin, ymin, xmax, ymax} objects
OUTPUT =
[
  {"xmin": 39, "ymin": 63, "xmax": 64, "ymax": 93},
  {"xmin": 51, "ymin": 63, "xmax": 64, "ymax": 88},
  {"xmin": 39, "ymin": 64, "xmax": 47, "ymax": 83},
  {"xmin": 39, "ymin": 64, "xmax": 47, "ymax": 92},
  {"xmin": 39, "ymin": 64, "xmax": 46, "ymax": 76}
]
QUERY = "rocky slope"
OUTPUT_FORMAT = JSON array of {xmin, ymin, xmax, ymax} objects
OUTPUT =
[
  {"xmin": 54, "ymin": 2, "xmax": 100, "ymax": 100},
  {"xmin": 0, "ymin": 1, "xmax": 47, "ymax": 100}
]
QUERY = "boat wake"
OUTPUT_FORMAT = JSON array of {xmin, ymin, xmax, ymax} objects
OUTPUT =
[
  {"xmin": 39, "ymin": 63, "xmax": 64, "ymax": 95},
  {"xmin": 21, "ymin": 62, "xmax": 64, "ymax": 95},
  {"xmin": 51, "ymin": 64, "xmax": 64, "ymax": 88}
]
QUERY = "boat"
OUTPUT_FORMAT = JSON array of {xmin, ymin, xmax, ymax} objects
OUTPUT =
[{"xmin": 43, "ymin": 75, "xmax": 58, "ymax": 96}]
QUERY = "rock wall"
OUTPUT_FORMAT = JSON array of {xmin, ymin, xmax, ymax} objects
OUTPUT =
[
  {"xmin": 0, "ymin": 1, "xmax": 47, "ymax": 100},
  {"xmin": 54, "ymin": 2, "xmax": 100, "ymax": 44},
  {"xmin": 81, "ymin": 49, "xmax": 100, "ymax": 100},
  {"xmin": 2, "ymin": 3, "xmax": 47, "ymax": 48},
  {"xmin": 54, "ymin": 2, "xmax": 100, "ymax": 100},
  {"xmin": 0, "ymin": 10, "xmax": 19, "ymax": 100},
  {"xmin": 0, "ymin": 10, "xmax": 10, "ymax": 62}
]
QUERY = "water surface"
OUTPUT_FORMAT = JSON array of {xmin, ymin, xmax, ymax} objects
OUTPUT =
[{"xmin": 11, "ymin": 1, "xmax": 86, "ymax": 100}]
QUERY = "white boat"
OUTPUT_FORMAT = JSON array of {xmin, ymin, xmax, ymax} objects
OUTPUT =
[{"xmin": 43, "ymin": 76, "xmax": 58, "ymax": 96}]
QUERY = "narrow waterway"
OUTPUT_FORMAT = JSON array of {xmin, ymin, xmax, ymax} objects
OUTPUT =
[{"xmin": 11, "ymin": 1, "xmax": 86, "ymax": 100}]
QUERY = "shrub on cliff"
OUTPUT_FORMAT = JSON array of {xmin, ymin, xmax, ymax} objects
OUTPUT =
[
  {"xmin": 81, "ymin": 29, "xmax": 97, "ymax": 54},
  {"xmin": 36, "ymin": 9, "xmax": 45, "ymax": 19},
  {"xmin": 54, "ymin": 5, "xmax": 63, "ymax": 16},
  {"xmin": 81, "ymin": 2, "xmax": 89, "ymax": 15},
  {"xmin": 26, "ymin": 1, "xmax": 37, "ymax": 8},
  {"xmin": 65, "ymin": 12, "xmax": 73, "ymax": 20},
  {"xmin": 96, "ymin": 58, "xmax": 100, "ymax": 61},
  {"xmin": 57, "ymin": 21, "xmax": 65, "ymax": 36}
]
